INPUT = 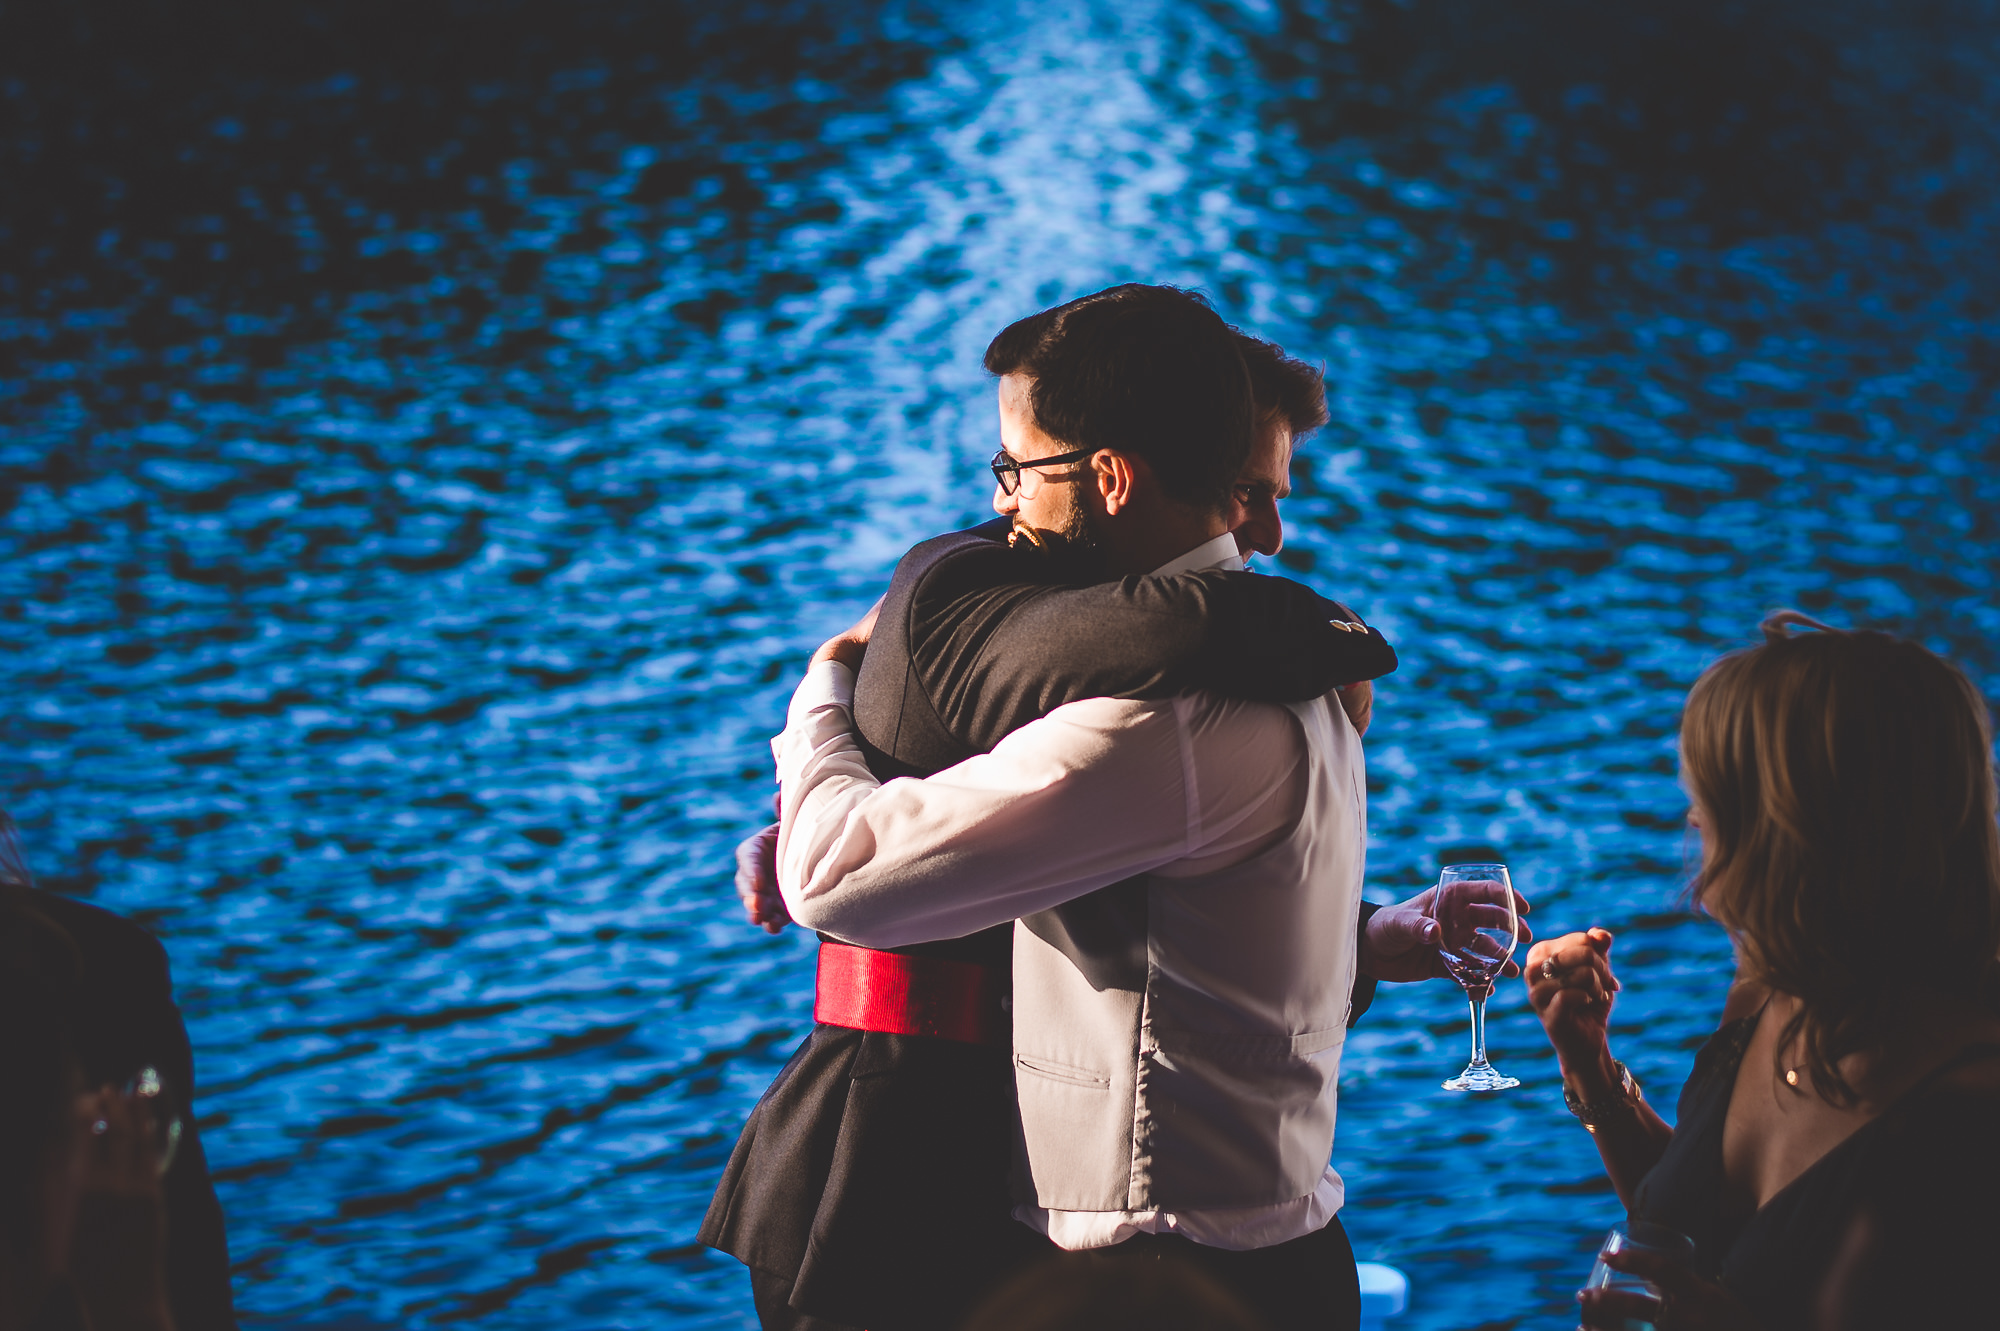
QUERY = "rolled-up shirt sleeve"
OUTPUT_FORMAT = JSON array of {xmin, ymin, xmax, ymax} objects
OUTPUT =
[{"xmin": 770, "ymin": 662, "xmax": 1306, "ymax": 949}]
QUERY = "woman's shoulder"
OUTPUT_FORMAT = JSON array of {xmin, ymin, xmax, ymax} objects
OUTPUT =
[
  {"xmin": 1717, "ymin": 978, "xmax": 1769, "ymax": 1027},
  {"xmin": 1675, "ymin": 994, "xmax": 1765, "ymax": 1101},
  {"xmin": 1682, "ymin": 980, "xmax": 1766, "ymax": 1077}
]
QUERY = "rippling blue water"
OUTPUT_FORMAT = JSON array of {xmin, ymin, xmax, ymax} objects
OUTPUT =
[{"xmin": 5, "ymin": 1, "xmax": 1999, "ymax": 1326}]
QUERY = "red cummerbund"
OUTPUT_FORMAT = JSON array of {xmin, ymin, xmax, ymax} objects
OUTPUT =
[{"xmin": 814, "ymin": 941, "xmax": 1005, "ymax": 1047}]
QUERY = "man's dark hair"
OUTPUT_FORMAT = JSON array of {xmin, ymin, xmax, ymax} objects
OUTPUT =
[
  {"xmin": 983, "ymin": 285, "xmax": 1254, "ymax": 511},
  {"xmin": 1235, "ymin": 333, "xmax": 1329, "ymax": 439}
]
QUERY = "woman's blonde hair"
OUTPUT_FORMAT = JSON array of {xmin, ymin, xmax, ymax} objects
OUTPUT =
[{"xmin": 1681, "ymin": 611, "xmax": 2000, "ymax": 1102}]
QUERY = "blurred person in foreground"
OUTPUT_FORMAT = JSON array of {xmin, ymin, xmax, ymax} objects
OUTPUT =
[
  {"xmin": 0, "ymin": 820, "xmax": 234, "ymax": 1331},
  {"xmin": 1526, "ymin": 613, "xmax": 2000, "ymax": 1330},
  {"xmin": 2, "ymin": 869, "xmax": 175, "ymax": 1331}
]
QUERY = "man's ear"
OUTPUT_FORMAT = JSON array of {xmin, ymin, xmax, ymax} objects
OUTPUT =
[{"xmin": 1093, "ymin": 450, "xmax": 1142, "ymax": 514}]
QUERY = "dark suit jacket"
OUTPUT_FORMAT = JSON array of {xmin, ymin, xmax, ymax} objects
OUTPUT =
[
  {"xmin": 30, "ymin": 891, "xmax": 237, "ymax": 1331},
  {"xmin": 701, "ymin": 519, "xmax": 1396, "ymax": 1329},
  {"xmin": 853, "ymin": 517, "xmax": 1395, "ymax": 780}
]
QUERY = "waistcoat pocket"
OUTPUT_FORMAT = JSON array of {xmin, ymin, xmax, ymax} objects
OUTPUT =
[
  {"xmin": 1015, "ymin": 1050, "xmax": 1130, "ymax": 1210},
  {"xmin": 1014, "ymin": 1053, "xmax": 1112, "ymax": 1088}
]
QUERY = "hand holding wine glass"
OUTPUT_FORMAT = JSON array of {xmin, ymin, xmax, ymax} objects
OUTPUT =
[
  {"xmin": 1359, "ymin": 878, "xmax": 1531, "ymax": 984},
  {"xmin": 1578, "ymin": 1222, "xmax": 1764, "ymax": 1331},
  {"xmin": 1579, "ymin": 1222, "xmax": 1696, "ymax": 1330},
  {"xmin": 1429, "ymin": 863, "xmax": 1522, "ymax": 1092}
]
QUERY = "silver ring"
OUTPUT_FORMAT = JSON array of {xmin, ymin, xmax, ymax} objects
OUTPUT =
[
  {"xmin": 91, "ymin": 1119, "xmax": 109, "ymax": 1136},
  {"xmin": 1540, "ymin": 957, "xmax": 1558, "ymax": 981}
]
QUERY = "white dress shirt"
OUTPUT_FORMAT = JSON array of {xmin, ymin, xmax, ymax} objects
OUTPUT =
[{"xmin": 771, "ymin": 531, "xmax": 1351, "ymax": 1250}]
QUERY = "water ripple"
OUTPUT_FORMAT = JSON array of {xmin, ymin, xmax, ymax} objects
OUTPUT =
[{"xmin": 4, "ymin": 1, "xmax": 1998, "ymax": 1327}]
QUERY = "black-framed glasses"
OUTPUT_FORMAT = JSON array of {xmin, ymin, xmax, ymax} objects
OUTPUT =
[{"xmin": 989, "ymin": 447, "xmax": 1098, "ymax": 496}]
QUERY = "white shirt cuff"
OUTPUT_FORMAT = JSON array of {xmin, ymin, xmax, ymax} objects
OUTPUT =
[{"xmin": 787, "ymin": 659, "xmax": 854, "ymax": 727}]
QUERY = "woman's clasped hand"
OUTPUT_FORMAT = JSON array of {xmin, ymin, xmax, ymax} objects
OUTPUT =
[{"xmin": 1523, "ymin": 926, "xmax": 1618, "ymax": 1060}]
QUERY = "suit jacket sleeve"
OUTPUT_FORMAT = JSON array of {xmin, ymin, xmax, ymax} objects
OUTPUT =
[{"xmin": 909, "ymin": 540, "xmax": 1396, "ymax": 755}]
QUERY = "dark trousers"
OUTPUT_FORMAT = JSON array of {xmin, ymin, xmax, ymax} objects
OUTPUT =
[
  {"xmin": 1047, "ymin": 1218, "xmax": 1361, "ymax": 1331},
  {"xmin": 752, "ymin": 1218, "xmax": 1357, "ymax": 1331}
]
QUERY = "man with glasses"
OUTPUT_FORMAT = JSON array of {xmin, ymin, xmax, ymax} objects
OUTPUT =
[{"xmin": 703, "ymin": 286, "xmax": 1438, "ymax": 1331}]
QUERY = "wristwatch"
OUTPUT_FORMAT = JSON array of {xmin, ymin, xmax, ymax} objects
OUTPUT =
[{"xmin": 1563, "ymin": 1060, "xmax": 1642, "ymax": 1133}]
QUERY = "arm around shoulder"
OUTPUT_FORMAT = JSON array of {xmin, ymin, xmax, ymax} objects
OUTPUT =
[{"xmin": 922, "ymin": 548, "xmax": 1397, "ymax": 753}]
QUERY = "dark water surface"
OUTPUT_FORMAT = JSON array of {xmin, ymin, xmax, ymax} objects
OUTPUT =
[{"xmin": 5, "ymin": 2, "xmax": 1999, "ymax": 1326}]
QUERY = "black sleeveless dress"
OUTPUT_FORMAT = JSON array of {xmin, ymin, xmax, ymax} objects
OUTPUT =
[{"xmin": 1631, "ymin": 1016, "xmax": 2000, "ymax": 1329}]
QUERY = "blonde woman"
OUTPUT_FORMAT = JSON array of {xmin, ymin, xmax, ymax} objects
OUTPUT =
[{"xmin": 1527, "ymin": 613, "xmax": 2000, "ymax": 1330}]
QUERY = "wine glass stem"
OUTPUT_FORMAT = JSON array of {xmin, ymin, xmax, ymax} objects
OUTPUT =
[{"xmin": 1467, "ymin": 987, "xmax": 1491, "ymax": 1068}]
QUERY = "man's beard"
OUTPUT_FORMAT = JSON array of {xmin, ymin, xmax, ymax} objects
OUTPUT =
[
  {"xmin": 1052, "ymin": 488, "xmax": 1099, "ymax": 555},
  {"xmin": 1033, "ymin": 482, "xmax": 1103, "ymax": 572},
  {"xmin": 1009, "ymin": 483, "xmax": 1104, "ymax": 572}
]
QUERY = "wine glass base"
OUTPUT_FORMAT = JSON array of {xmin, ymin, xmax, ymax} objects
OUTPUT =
[{"xmin": 1442, "ymin": 1064, "xmax": 1520, "ymax": 1093}]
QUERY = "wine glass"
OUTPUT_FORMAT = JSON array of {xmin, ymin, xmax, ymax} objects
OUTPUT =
[
  {"xmin": 1582, "ymin": 1221, "xmax": 1696, "ymax": 1329},
  {"xmin": 123, "ymin": 1065, "xmax": 184, "ymax": 1177},
  {"xmin": 1429, "ymin": 862, "xmax": 1521, "ymax": 1092}
]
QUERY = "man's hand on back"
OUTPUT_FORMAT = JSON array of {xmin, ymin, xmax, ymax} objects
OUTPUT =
[
  {"xmin": 809, "ymin": 596, "xmax": 883, "ymax": 672},
  {"xmin": 736, "ymin": 822, "xmax": 790, "ymax": 933},
  {"xmin": 1359, "ymin": 884, "xmax": 1533, "ymax": 982},
  {"xmin": 1336, "ymin": 681, "xmax": 1373, "ymax": 737}
]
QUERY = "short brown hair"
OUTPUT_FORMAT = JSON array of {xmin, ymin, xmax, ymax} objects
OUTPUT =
[
  {"xmin": 1681, "ymin": 612, "xmax": 2000, "ymax": 1101},
  {"xmin": 1234, "ymin": 333, "xmax": 1328, "ymax": 439}
]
